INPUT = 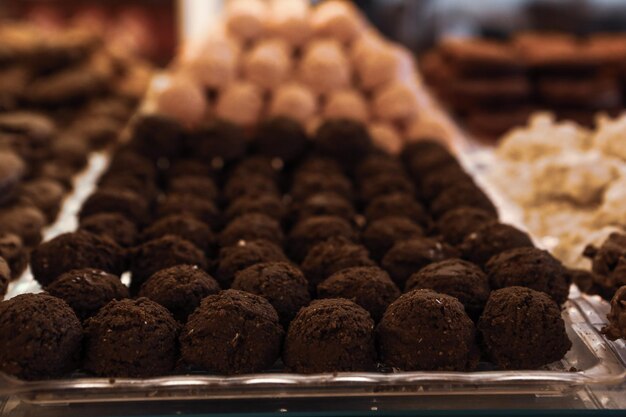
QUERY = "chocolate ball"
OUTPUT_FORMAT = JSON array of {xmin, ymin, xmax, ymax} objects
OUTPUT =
[
  {"xmin": 360, "ymin": 174, "xmax": 415, "ymax": 203},
  {"xmin": 290, "ymin": 172, "xmax": 353, "ymax": 202},
  {"xmin": 219, "ymin": 213, "xmax": 284, "ymax": 247},
  {"xmin": 460, "ymin": 222, "xmax": 534, "ymax": 267},
  {"xmin": 254, "ymin": 116, "xmax": 308, "ymax": 162},
  {"xmin": 128, "ymin": 114, "xmax": 184, "ymax": 160},
  {"xmin": 419, "ymin": 164, "xmax": 474, "ymax": 201},
  {"xmin": 79, "ymin": 188, "xmax": 150, "ymax": 226},
  {"xmin": 0, "ymin": 204, "xmax": 46, "ymax": 246},
  {"xmin": 314, "ymin": 119, "xmax": 373, "ymax": 167},
  {"xmin": 293, "ymin": 156, "xmax": 343, "ymax": 178},
  {"xmin": 287, "ymin": 215, "xmax": 357, "ymax": 262},
  {"xmin": 0, "ymin": 257, "xmax": 8, "ymax": 299},
  {"xmin": 98, "ymin": 172, "xmax": 159, "ymax": 204},
  {"xmin": 216, "ymin": 240, "xmax": 289, "ymax": 288},
  {"xmin": 290, "ymin": 192, "xmax": 355, "ymax": 223},
  {"xmin": 355, "ymin": 154, "xmax": 405, "ymax": 183},
  {"xmin": 225, "ymin": 194, "xmax": 287, "ymax": 222},
  {"xmin": 187, "ymin": 118, "xmax": 247, "ymax": 163},
  {"xmin": 377, "ymin": 289, "xmax": 477, "ymax": 371},
  {"xmin": 230, "ymin": 155, "xmax": 281, "ymax": 182},
  {"xmin": 0, "ymin": 150, "xmax": 25, "ymax": 205},
  {"xmin": 429, "ymin": 182, "xmax": 498, "ymax": 219},
  {"xmin": 223, "ymin": 174, "xmax": 280, "ymax": 202},
  {"xmin": 365, "ymin": 193, "xmax": 431, "ymax": 228},
  {"xmin": 141, "ymin": 214, "xmax": 216, "ymax": 258},
  {"xmin": 19, "ymin": 178, "xmax": 65, "ymax": 223},
  {"xmin": 79, "ymin": 212, "xmax": 139, "ymax": 248},
  {"xmin": 602, "ymin": 286, "xmax": 626, "ymax": 341},
  {"xmin": 0, "ymin": 233, "xmax": 28, "ymax": 279},
  {"xmin": 106, "ymin": 150, "xmax": 157, "ymax": 183},
  {"xmin": 168, "ymin": 175, "xmax": 219, "ymax": 202},
  {"xmin": 362, "ymin": 216, "xmax": 424, "ymax": 261},
  {"xmin": 478, "ymin": 287, "xmax": 571, "ymax": 369},
  {"xmin": 156, "ymin": 193, "xmax": 221, "ymax": 230},
  {"xmin": 435, "ymin": 206, "xmax": 497, "ymax": 246}
]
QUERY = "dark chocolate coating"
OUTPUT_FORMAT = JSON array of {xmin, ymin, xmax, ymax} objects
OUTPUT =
[
  {"xmin": 405, "ymin": 259, "xmax": 490, "ymax": 320},
  {"xmin": 19, "ymin": 179, "xmax": 65, "ymax": 223},
  {"xmin": 128, "ymin": 114, "xmax": 184, "ymax": 160},
  {"xmin": 232, "ymin": 261, "xmax": 310, "ymax": 327},
  {"xmin": 216, "ymin": 240, "xmax": 289, "ymax": 288},
  {"xmin": 362, "ymin": 216, "xmax": 424, "ymax": 261},
  {"xmin": 0, "ymin": 204, "xmax": 46, "ymax": 246},
  {"xmin": 186, "ymin": 118, "xmax": 247, "ymax": 163},
  {"xmin": 485, "ymin": 247, "xmax": 570, "ymax": 305},
  {"xmin": 291, "ymin": 192, "xmax": 355, "ymax": 224},
  {"xmin": 139, "ymin": 264, "xmax": 220, "ymax": 322},
  {"xmin": 180, "ymin": 290, "xmax": 283, "ymax": 374},
  {"xmin": 166, "ymin": 159, "xmax": 214, "ymax": 180},
  {"xmin": 79, "ymin": 212, "xmax": 138, "ymax": 248},
  {"xmin": 98, "ymin": 173, "xmax": 159, "ymax": 204},
  {"xmin": 376, "ymin": 289, "xmax": 477, "ymax": 371},
  {"xmin": 419, "ymin": 164, "xmax": 475, "ymax": 201},
  {"xmin": 293, "ymin": 156, "xmax": 343, "ymax": 178},
  {"xmin": 230, "ymin": 156, "xmax": 281, "ymax": 182},
  {"xmin": 460, "ymin": 222, "xmax": 534, "ymax": 267},
  {"xmin": 283, "ymin": 299, "xmax": 376, "ymax": 373},
  {"xmin": 225, "ymin": 194, "xmax": 287, "ymax": 222},
  {"xmin": 50, "ymin": 135, "xmax": 89, "ymax": 169},
  {"xmin": 406, "ymin": 147, "xmax": 460, "ymax": 179},
  {"xmin": 355, "ymin": 154, "xmax": 405, "ymax": 183},
  {"xmin": 602, "ymin": 286, "xmax": 626, "ymax": 341},
  {"xmin": 478, "ymin": 286, "xmax": 571, "ymax": 369},
  {"xmin": 0, "ymin": 149, "xmax": 27, "ymax": 203},
  {"xmin": 168, "ymin": 175, "xmax": 219, "ymax": 202},
  {"xmin": 314, "ymin": 119, "xmax": 373, "ymax": 167},
  {"xmin": 364, "ymin": 193, "xmax": 431, "ymax": 229},
  {"xmin": 223, "ymin": 174, "xmax": 280, "ymax": 202},
  {"xmin": 429, "ymin": 182, "xmax": 498, "ymax": 219},
  {"xmin": 359, "ymin": 174, "xmax": 415, "ymax": 203},
  {"xmin": 106, "ymin": 150, "xmax": 157, "ymax": 183},
  {"xmin": 317, "ymin": 266, "xmax": 400, "ymax": 322},
  {"xmin": 290, "ymin": 172, "xmax": 353, "ymax": 202},
  {"xmin": 287, "ymin": 215, "xmax": 357, "ymax": 262},
  {"xmin": 381, "ymin": 238, "xmax": 459, "ymax": 288},
  {"xmin": 79, "ymin": 188, "xmax": 150, "ymax": 226},
  {"xmin": 141, "ymin": 215, "xmax": 216, "ymax": 258},
  {"xmin": 0, "ymin": 257, "xmax": 8, "ymax": 299},
  {"xmin": 583, "ymin": 233, "xmax": 626, "ymax": 298},
  {"xmin": 31, "ymin": 231, "xmax": 125, "ymax": 287},
  {"xmin": 436, "ymin": 206, "xmax": 497, "ymax": 246},
  {"xmin": 254, "ymin": 116, "xmax": 308, "ymax": 162},
  {"xmin": 46, "ymin": 268, "xmax": 129, "ymax": 321},
  {"xmin": 84, "ymin": 298, "xmax": 179, "ymax": 377},
  {"xmin": 219, "ymin": 213, "xmax": 284, "ymax": 247},
  {"xmin": 400, "ymin": 140, "xmax": 450, "ymax": 165},
  {"xmin": 156, "ymin": 193, "xmax": 221, "ymax": 230},
  {"xmin": 0, "ymin": 293, "xmax": 82, "ymax": 380},
  {"xmin": 0, "ymin": 233, "xmax": 28, "ymax": 279}
]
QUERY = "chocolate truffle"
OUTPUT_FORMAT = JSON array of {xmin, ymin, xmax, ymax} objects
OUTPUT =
[
  {"xmin": 419, "ymin": 164, "xmax": 474, "ymax": 201},
  {"xmin": 254, "ymin": 116, "xmax": 308, "ymax": 162},
  {"xmin": 362, "ymin": 217, "xmax": 424, "ymax": 261},
  {"xmin": 360, "ymin": 174, "xmax": 415, "ymax": 203},
  {"xmin": 460, "ymin": 222, "xmax": 534, "ymax": 267},
  {"xmin": 232, "ymin": 261, "xmax": 310, "ymax": 327},
  {"xmin": 46, "ymin": 268, "xmax": 129, "ymax": 321},
  {"xmin": 223, "ymin": 174, "xmax": 280, "ymax": 202},
  {"xmin": 291, "ymin": 192, "xmax": 355, "ymax": 223},
  {"xmin": 128, "ymin": 114, "xmax": 184, "ymax": 160},
  {"xmin": 50, "ymin": 135, "xmax": 89, "ymax": 169},
  {"xmin": 225, "ymin": 194, "xmax": 287, "ymax": 222},
  {"xmin": 216, "ymin": 240, "xmax": 289, "ymax": 288},
  {"xmin": 156, "ymin": 193, "xmax": 221, "ymax": 230},
  {"xmin": 19, "ymin": 178, "xmax": 65, "ymax": 222},
  {"xmin": 283, "ymin": 299, "xmax": 377, "ymax": 373},
  {"xmin": 0, "ymin": 150, "xmax": 25, "ymax": 205},
  {"xmin": 0, "ymin": 233, "xmax": 27, "ymax": 279},
  {"xmin": 79, "ymin": 212, "xmax": 138, "ymax": 248},
  {"xmin": 355, "ymin": 154, "xmax": 405, "ymax": 183},
  {"xmin": 287, "ymin": 215, "xmax": 357, "ymax": 262},
  {"xmin": 314, "ymin": 119, "xmax": 373, "ymax": 167},
  {"xmin": 130, "ymin": 235, "xmax": 207, "ymax": 290},
  {"xmin": 583, "ymin": 233, "xmax": 626, "ymax": 297},
  {"xmin": 381, "ymin": 238, "xmax": 459, "ymax": 288},
  {"xmin": 106, "ymin": 150, "xmax": 157, "ymax": 183},
  {"xmin": 139, "ymin": 265, "xmax": 220, "ymax": 322},
  {"xmin": 230, "ymin": 155, "xmax": 280, "ymax": 182},
  {"xmin": 0, "ymin": 293, "xmax": 82, "ymax": 380},
  {"xmin": 290, "ymin": 172, "xmax": 353, "ymax": 202},
  {"xmin": 401, "ymin": 139, "xmax": 451, "ymax": 165},
  {"xmin": 478, "ymin": 286, "xmax": 571, "ymax": 369},
  {"xmin": 141, "ymin": 214, "xmax": 216, "ymax": 258},
  {"xmin": 0, "ymin": 204, "xmax": 46, "ymax": 246},
  {"xmin": 166, "ymin": 159, "xmax": 214, "ymax": 180},
  {"xmin": 219, "ymin": 213, "xmax": 284, "ymax": 247},
  {"xmin": 405, "ymin": 259, "xmax": 490, "ymax": 320},
  {"xmin": 168, "ymin": 175, "xmax": 219, "ymax": 202},
  {"xmin": 98, "ymin": 173, "xmax": 159, "ymax": 204},
  {"xmin": 364, "ymin": 193, "xmax": 431, "ymax": 228},
  {"xmin": 31, "ymin": 231, "xmax": 125, "ymax": 287},
  {"xmin": 84, "ymin": 298, "xmax": 179, "ymax": 377},
  {"xmin": 293, "ymin": 156, "xmax": 343, "ymax": 178},
  {"xmin": 317, "ymin": 266, "xmax": 400, "ymax": 322},
  {"xmin": 0, "ymin": 257, "xmax": 8, "ymax": 299},
  {"xmin": 406, "ymin": 147, "xmax": 460, "ymax": 178},
  {"xmin": 79, "ymin": 188, "xmax": 150, "ymax": 226},
  {"xmin": 301, "ymin": 237, "xmax": 375, "ymax": 292},
  {"xmin": 180, "ymin": 290, "xmax": 283, "ymax": 374},
  {"xmin": 429, "ymin": 183, "xmax": 498, "ymax": 219},
  {"xmin": 485, "ymin": 247, "xmax": 570, "ymax": 305},
  {"xmin": 376, "ymin": 289, "xmax": 477, "ymax": 371},
  {"xmin": 602, "ymin": 285, "xmax": 626, "ymax": 341},
  {"xmin": 186, "ymin": 118, "xmax": 247, "ymax": 163},
  {"xmin": 435, "ymin": 206, "xmax": 497, "ymax": 246}
]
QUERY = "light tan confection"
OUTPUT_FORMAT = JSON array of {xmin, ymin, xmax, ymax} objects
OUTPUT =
[
  {"xmin": 216, "ymin": 81, "xmax": 263, "ymax": 126},
  {"xmin": 593, "ymin": 114, "xmax": 626, "ymax": 162},
  {"xmin": 350, "ymin": 30, "xmax": 384, "ymax": 68},
  {"xmin": 593, "ymin": 175, "xmax": 626, "ymax": 227},
  {"xmin": 405, "ymin": 112, "xmax": 454, "ymax": 144},
  {"xmin": 372, "ymin": 80, "xmax": 420, "ymax": 124},
  {"xmin": 323, "ymin": 89, "xmax": 368, "ymax": 123},
  {"xmin": 306, "ymin": 116, "xmax": 323, "ymax": 137},
  {"xmin": 310, "ymin": 0, "xmax": 364, "ymax": 44},
  {"xmin": 243, "ymin": 39, "xmax": 292, "ymax": 91},
  {"xmin": 369, "ymin": 122, "xmax": 403, "ymax": 155},
  {"xmin": 299, "ymin": 39, "xmax": 351, "ymax": 95},
  {"xmin": 268, "ymin": 0, "xmax": 312, "ymax": 48},
  {"xmin": 182, "ymin": 36, "xmax": 240, "ymax": 91},
  {"xmin": 153, "ymin": 75, "xmax": 207, "ymax": 128},
  {"xmin": 358, "ymin": 44, "xmax": 414, "ymax": 90},
  {"xmin": 602, "ymin": 286, "xmax": 626, "ymax": 341},
  {"xmin": 225, "ymin": 0, "xmax": 268, "ymax": 42},
  {"xmin": 269, "ymin": 82, "xmax": 318, "ymax": 124}
]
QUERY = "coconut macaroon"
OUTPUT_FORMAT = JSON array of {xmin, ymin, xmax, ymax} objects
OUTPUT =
[
  {"xmin": 267, "ymin": 0, "xmax": 312, "ymax": 48},
  {"xmin": 405, "ymin": 112, "xmax": 455, "ymax": 143},
  {"xmin": 369, "ymin": 122, "xmax": 404, "ymax": 155},
  {"xmin": 350, "ymin": 30, "xmax": 385, "ymax": 68},
  {"xmin": 310, "ymin": 0, "xmax": 364, "ymax": 45},
  {"xmin": 372, "ymin": 79, "xmax": 420, "ymax": 125},
  {"xmin": 269, "ymin": 82, "xmax": 318, "ymax": 124},
  {"xmin": 299, "ymin": 39, "xmax": 351, "ymax": 96},
  {"xmin": 323, "ymin": 89, "xmax": 368, "ymax": 123},
  {"xmin": 225, "ymin": 0, "xmax": 268, "ymax": 42},
  {"xmin": 358, "ymin": 44, "xmax": 414, "ymax": 91},
  {"xmin": 153, "ymin": 75, "xmax": 208, "ymax": 128},
  {"xmin": 243, "ymin": 39, "xmax": 292, "ymax": 91},
  {"xmin": 216, "ymin": 81, "xmax": 264, "ymax": 126},
  {"xmin": 180, "ymin": 34, "xmax": 240, "ymax": 92}
]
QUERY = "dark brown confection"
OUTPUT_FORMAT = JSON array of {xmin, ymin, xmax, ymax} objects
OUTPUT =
[
  {"xmin": 435, "ymin": 206, "xmax": 497, "ymax": 246},
  {"xmin": 301, "ymin": 237, "xmax": 375, "ymax": 293},
  {"xmin": 180, "ymin": 290, "xmax": 283, "ymax": 374},
  {"xmin": 364, "ymin": 193, "xmax": 431, "ymax": 229},
  {"xmin": 156, "ymin": 193, "xmax": 221, "ymax": 230},
  {"xmin": 186, "ymin": 118, "xmax": 247, "ymax": 163},
  {"xmin": 317, "ymin": 266, "xmax": 400, "ymax": 322},
  {"xmin": 567, "ymin": 268, "xmax": 615, "ymax": 300},
  {"xmin": 291, "ymin": 192, "xmax": 355, "ymax": 223},
  {"xmin": 602, "ymin": 286, "xmax": 626, "ymax": 341},
  {"xmin": 166, "ymin": 159, "xmax": 214, "ymax": 180},
  {"xmin": 290, "ymin": 172, "xmax": 353, "ymax": 202},
  {"xmin": 79, "ymin": 212, "xmax": 138, "ymax": 248},
  {"xmin": 67, "ymin": 115, "xmax": 121, "ymax": 150},
  {"xmin": 254, "ymin": 116, "xmax": 308, "ymax": 162},
  {"xmin": 376, "ymin": 289, "xmax": 477, "ymax": 371},
  {"xmin": 141, "ymin": 214, "xmax": 216, "ymax": 258},
  {"xmin": 216, "ymin": 240, "xmax": 289, "ymax": 288},
  {"xmin": 478, "ymin": 286, "xmax": 571, "ymax": 370},
  {"xmin": 31, "ymin": 231, "xmax": 125, "ymax": 287},
  {"xmin": 400, "ymin": 139, "xmax": 450, "ymax": 165},
  {"xmin": 0, "ymin": 293, "xmax": 82, "ymax": 380},
  {"xmin": 230, "ymin": 156, "xmax": 281, "ymax": 182},
  {"xmin": 19, "ymin": 179, "xmax": 65, "ymax": 222},
  {"xmin": 79, "ymin": 188, "xmax": 150, "ymax": 226},
  {"xmin": 359, "ymin": 174, "xmax": 415, "ymax": 203},
  {"xmin": 355, "ymin": 154, "xmax": 405, "ymax": 183},
  {"xmin": 460, "ymin": 222, "xmax": 534, "ymax": 267},
  {"xmin": 429, "ymin": 182, "xmax": 498, "ymax": 219},
  {"xmin": 49, "ymin": 135, "xmax": 89, "ymax": 169},
  {"xmin": 406, "ymin": 148, "xmax": 460, "ymax": 179},
  {"xmin": 219, "ymin": 213, "xmax": 284, "ymax": 248},
  {"xmin": 0, "ymin": 257, "xmax": 8, "ymax": 299},
  {"xmin": 405, "ymin": 259, "xmax": 490, "ymax": 320},
  {"xmin": 128, "ymin": 114, "xmax": 184, "ymax": 160},
  {"xmin": 283, "ymin": 298, "xmax": 377, "ymax": 373},
  {"xmin": 232, "ymin": 261, "xmax": 310, "ymax": 327},
  {"xmin": 129, "ymin": 235, "xmax": 208, "ymax": 290},
  {"xmin": 287, "ymin": 215, "xmax": 357, "ymax": 262},
  {"xmin": 439, "ymin": 38, "xmax": 522, "ymax": 76},
  {"xmin": 84, "ymin": 298, "xmax": 179, "ymax": 378},
  {"xmin": 169, "ymin": 175, "xmax": 219, "ymax": 202},
  {"xmin": 381, "ymin": 238, "xmax": 460, "ymax": 288},
  {"xmin": 223, "ymin": 174, "xmax": 280, "ymax": 202},
  {"xmin": 0, "ymin": 204, "xmax": 46, "ymax": 246},
  {"xmin": 485, "ymin": 247, "xmax": 570, "ymax": 305},
  {"xmin": 583, "ymin": 233, "xmax": 626, "ymax": 298},
  {"xmin": 225, "ymin": 194, "xmax": 287, "ymax": 222},
  {"xmin": 0, "ymin": 112, "xmax": 55, "ymax": 166},
  {"xmin": 419, "ymin": 164, "xmax": 475, "ymax": 201},
  {"xmin": 0, "ymin": 150, "xmax": 25, "ymax": 205},
  {"xmin": 293, "ymin": 156, "xmax": 343, "ymax": 178},
  {"xmin": 139, "ymin": 265, "xmax": 220, "ymax": 322},
  {"xmin": 362, "ymin": 216, "xmax": 424, "ymax": 261},
  {"xmin": 0, "ymin": 233, "xmax": 28, "ymax": 279},
  {"xmin": 106, "ymin": 150, "xmax": 157, "ymax": 183},
  {"xmin": 314, "ymin": 119, "xmax": 373, "ymax": 167},
  {"xmin": 98, "ymin": 173, "xmax": 159, "ymax": 204},
  {"xmin": 46, "ymin": 268, "xmax": 129, "ymax": 321}
]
